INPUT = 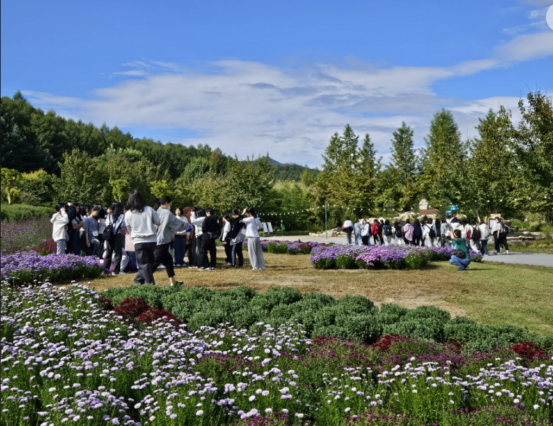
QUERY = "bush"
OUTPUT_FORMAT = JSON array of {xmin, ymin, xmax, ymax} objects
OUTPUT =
[
  {"xmin": 136, "ymin": 307, "xmax": 181, "ymax": 326},
  {"xmin": 335, "ymin": 314, "xmax": 382, "ymax": 343},
  {"xmin": 113, "ymin": 298, "xmax": 150, "ymax": 321},
  {"xmin": 0, "ymin": 204, "xmax": 52, "ymax": 222},
  {"xmin": 404, "ymin": 252, "xmax": 428, "ymax": 269},
  {"xmin": 335, "ymin": 254, "xmax": 356, "ymax": 269},
  {"xmin": 313, "ymin": 257, "xmax": 335, "ymax": 269},
  {"xmin": 403, "ymin": 305, "xmax": 451, "ymax": 323},
  {"xmin": 110, "ymin": 284, "xmax": 179, "ymax": 309},
  {"xmin": 384, "ymin": 319, "xmax": 445, "ymax": 342}
]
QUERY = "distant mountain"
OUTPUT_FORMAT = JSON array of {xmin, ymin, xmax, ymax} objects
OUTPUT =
[{"xmin": 267, "ymin": 157, "xmax": 283, "ymax": 166}]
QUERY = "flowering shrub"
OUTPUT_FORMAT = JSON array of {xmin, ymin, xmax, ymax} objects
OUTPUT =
[
  {"xmin": 1, "ymin": 283, "xmax": 552, "ymax": 425},
  {"xmin": 97, "ymin": 295, "xmax": 114, "ymax": 311},
  {"xmin": 0, "ymin": 251, "xmax": 102, "ymax": 285},
  {"xmin": 113, "ymin": 297, "xmax": 149, "ymax": 320}
]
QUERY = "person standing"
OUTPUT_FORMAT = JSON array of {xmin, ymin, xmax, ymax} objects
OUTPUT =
[
  {"xmin": 70, "ymin": 205, "xmax": 84, "ymax": 255},
  {"xmin": 361, "ymin": 219, "xmax": 370, "ymax": 246},
  {"xmin": 51, "ymin": 204, "xmax": 69, "ymax": 255},
  {"xmin": 151, "ymin": 196, "xmax": 185, "ymax": 286},
  {"xmin": 192, "ymin": 208, "xmax": 208, "ymax": 270},
  {"xmin": 423, "ymin": 218, "xmax": 437, "ymax": 247},
  {"xmin": 103, "ymin": 202, "xmax": 126, "ymax": 275},
  {"xmin": 84, "ymin": 207, "xmax": 101, "ymax": 257},
  {"xmin": 221, "ymin": 214, "xmax": 232, "ymax": 265},
  {"xmin": 478, "ymin": 220, "xmax": 490, "ymax": 256},
  {"xmin": 202, "ymin": 208, "xmax": 219, "ymax": 270},
  {"xmin": 412, "ymin": 219, "xmax": 423, "ymax": 246},
  {"xmin": 342, "ymin": 217, "xmax": 354, "ymax": 244},
  {"xmin": 382, "ymin": 220, "xmax": 393, "ymax": 246},
  {"xmin": 173, "ymin": 207, "xmax": 189, "ymax": 267},
  {"xmin": 403, "ymin": 219, "xmax": 414, "ymax": 245},
  {"xmin": 371, "ymin": 220, "xmax": 380, "ymax": 245},
  {"xmin": 124, "ymin": 190, "xmax": 161, "ymax": 285},
  {"xmin": 354, "ymin": 219, "xmax": 362, "ymax": 246},
  {"xmin": 441, "ymin": 219, "xmax": 452, "ymax": 248},
  {"xmin": 467, "ymin": 219, "xmax": 481, "ymax": 252},
  {"xmin": 241, "ymin": 207, "xmax": 265, "ymax": 270},
  {"xmin": 492, "ymin": 217, "xmax": 509, "ymax": 255},
  {"xmin": 229, "ymin": 209, "xmax": 245, "ymax": 268},
  {"xmin": 393, "ymin": 221, "xmax": 403, "ymax": 245}
]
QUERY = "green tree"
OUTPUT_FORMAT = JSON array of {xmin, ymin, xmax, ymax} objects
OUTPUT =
[
  {"xmin": 54, "ymin": 150, "xmax": 106, "ymax": 204},
  {"xmin": 466, "ymin": 108, "xmax": 518, "ymax": 217},
  {"xmin": 110, "ymin": 179, "xmax": 131, "ymax": 202},
  {"xmin": 512, "ymin": 92, "xmax": 553, "ymax": 222},
  {"xmin": 1, "ymin": 168, "xmax": 22, "ymax": 204},
  {"xmin": 20, "ymin": 169, "xmax": 55, "ymax": 204},
  {"xmin": 419, "ymin": 110, "xmax": 467, "ymax": 211}
]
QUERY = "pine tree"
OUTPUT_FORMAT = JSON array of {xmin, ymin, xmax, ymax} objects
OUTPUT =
[
  {"xmin": 466, "ymin": 108, "xmax": 518, "ymax": 217},
  {"xmin": 387, "ymin": 122, "xmax": 419, "ymax": 211},
  {"xmin": 419, "ymin": 109, "xmax": 467, "ymax": 211}
]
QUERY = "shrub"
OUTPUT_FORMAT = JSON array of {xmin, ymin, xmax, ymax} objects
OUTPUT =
[
  {"xmin": 98, "ymin": 295, "xmax": 114, "ymax": 311},
  {"xmin": 188, "ymin": 309, "xmax": 227, "ymax": 330},
  {"xmin": 232, "ymin": 307, "xmax": 268, "ymax": 330},
  {"xmin": 384, "ymin": 319, "xmax": 444, "ymax": 341},
  {"xmin": 161, "ymin": 286, "xmax": 215, "ymax": 312},
  {"xmin": 378, "ymin": 304, "xmax": 409, "ymax": 324},
  {"xmin": 335, "ymin": 314, "xmax": 382, "ymax": 343},
  {"xmin": 335, "ymin": 254, "xmax": 356, "ymax": 269},
  {"xmin": 110, "ymin": 284, "xmax": 179, "ymax": 308},
  {"xmin": 313, "ymin": 257, "xmax": 335, "ymax": 269},
  {"xmin": 403, "ymin": 305, "xmax": 451, "ymax": 323},
  {"xmin": 444, "ymin": 323, "xmax": 529, "ymax": 351},
  {"xmin": 510, "ymin": 341, "xmax": 548, "ymax": 362},
  {"xmin": 113, "ymin": 298, "xmax": 150, "ymax": 321},
  {"xmin": 136, "ymin": 307, "xmax": 181, "ymax": 326},
  {"xmin": 336, "ymin": 295, "xmax": 375, "ymax": 312},
  {"xmin": 404, "ymin": 252, "xmax": 428, "ymax": 269}
]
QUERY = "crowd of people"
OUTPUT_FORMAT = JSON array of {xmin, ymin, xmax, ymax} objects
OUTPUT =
[
  {"xmin": 50, "ymin": 190, "xmax": 266, "ymax": 286},
  {"xmin": 342, "ymin": 216, "xmax": 512, "ymax": 271}
]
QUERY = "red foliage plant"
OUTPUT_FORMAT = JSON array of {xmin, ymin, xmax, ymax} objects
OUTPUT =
[
  {"xmin": 371, "ymin": 334, "xmax": 406, "ymax": 351},
  {"xmin": 98, "ymin": 296, "xmax": 114, "ymax": 311},
  {"xmin": 113, "ymin": 298, "xmax": 150, "ymax": 321},
  {"xmin": 510, "ymin": 341, "xmax": 548, "ymax": 362},
  {"xmin": 444, "ymin": 339, "xmax": 463, "ymax": 354},
  {"xmin": 135, "ymin": 307, "xmax": 182, "ymax": 326}
]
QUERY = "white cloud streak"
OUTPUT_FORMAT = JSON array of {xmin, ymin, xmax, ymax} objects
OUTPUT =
[{"xmin": 23, "ymin": 28, "xmax": 553, "ymax": 167}]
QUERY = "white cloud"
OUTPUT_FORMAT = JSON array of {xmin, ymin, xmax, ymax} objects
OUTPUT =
[{"xmin": 22, "ymin": 17, "xmax": 553, "ymax": 167}]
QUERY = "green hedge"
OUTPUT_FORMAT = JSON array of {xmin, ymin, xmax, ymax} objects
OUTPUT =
[
  {"xmin": 102, "ymin": 285, "xmax": 553, "ymax": 353},
  {"xmin": 0, "ymin": 204, "xmax": 52, "ymax": 222}
]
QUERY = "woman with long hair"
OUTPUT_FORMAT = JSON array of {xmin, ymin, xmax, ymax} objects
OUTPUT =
[
  {"xmin": 103, "ymin": 201, "xmax": 126, "ymax": 275},
  {"xmin": 174, "ymin": 207, "xmax": 189, "ymax": 267},
  {"xmin": 192, "ymin": 208, "xmax": 207, "ymax": 270},
  {"xmin": 229, "ymin": 209, "xmax": 245, "ymax": 268},
  {"xmin": 124, "ymin": 190, "xmax": 161, "ymax": 285}
]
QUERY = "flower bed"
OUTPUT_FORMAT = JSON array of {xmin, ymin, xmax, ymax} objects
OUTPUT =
[
  {"xmin": 101, "ymin": 285, "xmax": 552, "ymax": 352},
  {"xmin": 0, "ymin": 216, "xmax": 51, "ymax": 254},
  {"xmin": 1, "ymin": 284, "xmax": 552, "ymax": 425},
  {"xmin": 242, "ymin": 240, "xmax": 324, "ymax": 255},
  {"xmin": 0, "ymin": 252, "xmax": 102, "ymax": 285},
  {"xmin": 310, "ymin": 244, "xmax": 483, "ymax": 270}
]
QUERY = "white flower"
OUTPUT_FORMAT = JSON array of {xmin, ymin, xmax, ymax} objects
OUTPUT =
[
  {"xmin": 345, "ymin": 408, "xmax": 351, "ymax": 413},
  {"xmin": 196, "ymin": 410, "xmax": 203, "ymax": 416},
  {"xmin": 265, "ymin": 408, "xmax": 272, "ymax": 414},
  {"xmin": 534, "ymin": 405, "xmax": 540, "ymax": 410},
  {"xmin": 249, "ymin": 395, "xmax": 255, "ymax": 402}
]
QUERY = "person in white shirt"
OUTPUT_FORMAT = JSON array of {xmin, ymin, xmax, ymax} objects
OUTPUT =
[
  {"xmin": 241, "ymin": 207, "xmax": 266, "ymax": 270},
  {"xmin": 50, "ymin": 204, "xmax": 69, "ymax": 255},
  {"xmin": 422, "ymin": 219, "xmax": 436, "ymax": 247},
  {"xmin": 124, "ymin": 190, "xmax": 161, "ymax": 285},
  {"xmin": 221, "ymin": 214, "xmax": 232, "ymax": 265},
  {"xmin": 342, "ymin": 217, "xmax": 354, "ymax": 244},
  {"xmin": 478, "ymin": 220, "xmax": 490, "ymax": 255},
  {"xmin": 440, "ymin": 219, "xmax": 452, "ymax": 248},
  {"xmin": 492, "ymin": 217, "xmax": 509, "ymax": 255},
  {"xmin": 360, "ymin": 219, "xmax": 371, "ymax": 246}
]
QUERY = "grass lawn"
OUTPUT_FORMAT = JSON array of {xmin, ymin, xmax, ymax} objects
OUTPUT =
[{"xmin": 83, "ymin": 248, "xmax": 553, "ymax": 337}]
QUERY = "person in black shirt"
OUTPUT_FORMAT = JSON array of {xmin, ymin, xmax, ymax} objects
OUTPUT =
[
  {"xmin": 201, "ymin": 208, "xmax": 219, "ymax": 270},
  {"xmin": 228, "ymin": 209, "xmax": 245, "ymax": 268}
]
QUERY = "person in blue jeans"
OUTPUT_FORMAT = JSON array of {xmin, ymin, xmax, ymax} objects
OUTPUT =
[
  {"xmin": 445, "ymin": 229, "xmax": 471, "ymax": 271},
  {"xmin": 354, "ymin": 219, "xmax": 362, "ymax": 245}
]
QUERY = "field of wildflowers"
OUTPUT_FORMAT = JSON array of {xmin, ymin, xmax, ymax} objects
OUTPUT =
[
  {"xmin": 0, "ymin": 217, "xmax": 51, "ymax": 254},
  {"xmin": 1, "ymin": 283, "xmax": 552, "ymax": 425}
]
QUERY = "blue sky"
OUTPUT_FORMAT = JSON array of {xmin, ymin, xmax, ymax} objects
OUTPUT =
[{"xmin": 2, "ymin": 0, "xmax": 553, "ymax": 166}]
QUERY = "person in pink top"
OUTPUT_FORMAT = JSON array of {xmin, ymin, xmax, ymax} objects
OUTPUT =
[{"xmin": 403, "ymin": 219, "xmax": 415, "ymax": 245}]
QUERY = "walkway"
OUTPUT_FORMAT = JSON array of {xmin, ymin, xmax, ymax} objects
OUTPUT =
[{"xmin": 263, "ymin": 235, "xmax": 553, "ymax": 268}]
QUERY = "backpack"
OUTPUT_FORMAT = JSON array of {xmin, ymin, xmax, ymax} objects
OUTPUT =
[
  {"xmin": 471, "ymin": 227, "xmax": 481, "ymax": 242},
  {"xmin": 428, "ymin": 225, "xmax": 436, "ymax": 239},
  {"xmin": 395, "ymin": 226, "xmax": 403, "ymax": 238},
  {"xmin": 102, "ymin": 223, "xmax": 114, "ymax": 242},
  {"xmin": 384, "ymin": 225, "xmax": 392, "ymax": 236}
]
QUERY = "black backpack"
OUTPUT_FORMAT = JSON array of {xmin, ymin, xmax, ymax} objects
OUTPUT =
[
  {"xmin": 384, "ymin": 225, "xmax": 392, "ymax": 236},
  {"xmin": 102, "ymin": 223, "xmax": 114, "ymax": 242},
  {"xmin": 395, "ymin": 226, "xmax": 403, "ymax": 238},
  {"xmin": 471, "ymin": 227, "xmax": 481, "ymax": 242},
  {"xmin": 428, "ymin": 225, "xmax": 436, "ymax": 239}
]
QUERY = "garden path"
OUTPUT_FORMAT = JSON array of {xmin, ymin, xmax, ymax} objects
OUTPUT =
[{"xmin": 263, "ymin": 235, "xmax": 553, "ymax": 267}]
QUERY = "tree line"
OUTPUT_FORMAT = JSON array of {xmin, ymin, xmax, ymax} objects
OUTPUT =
[{"xmin": 1, "ymin": 91, "xmax": 552, "ymax": 227}]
